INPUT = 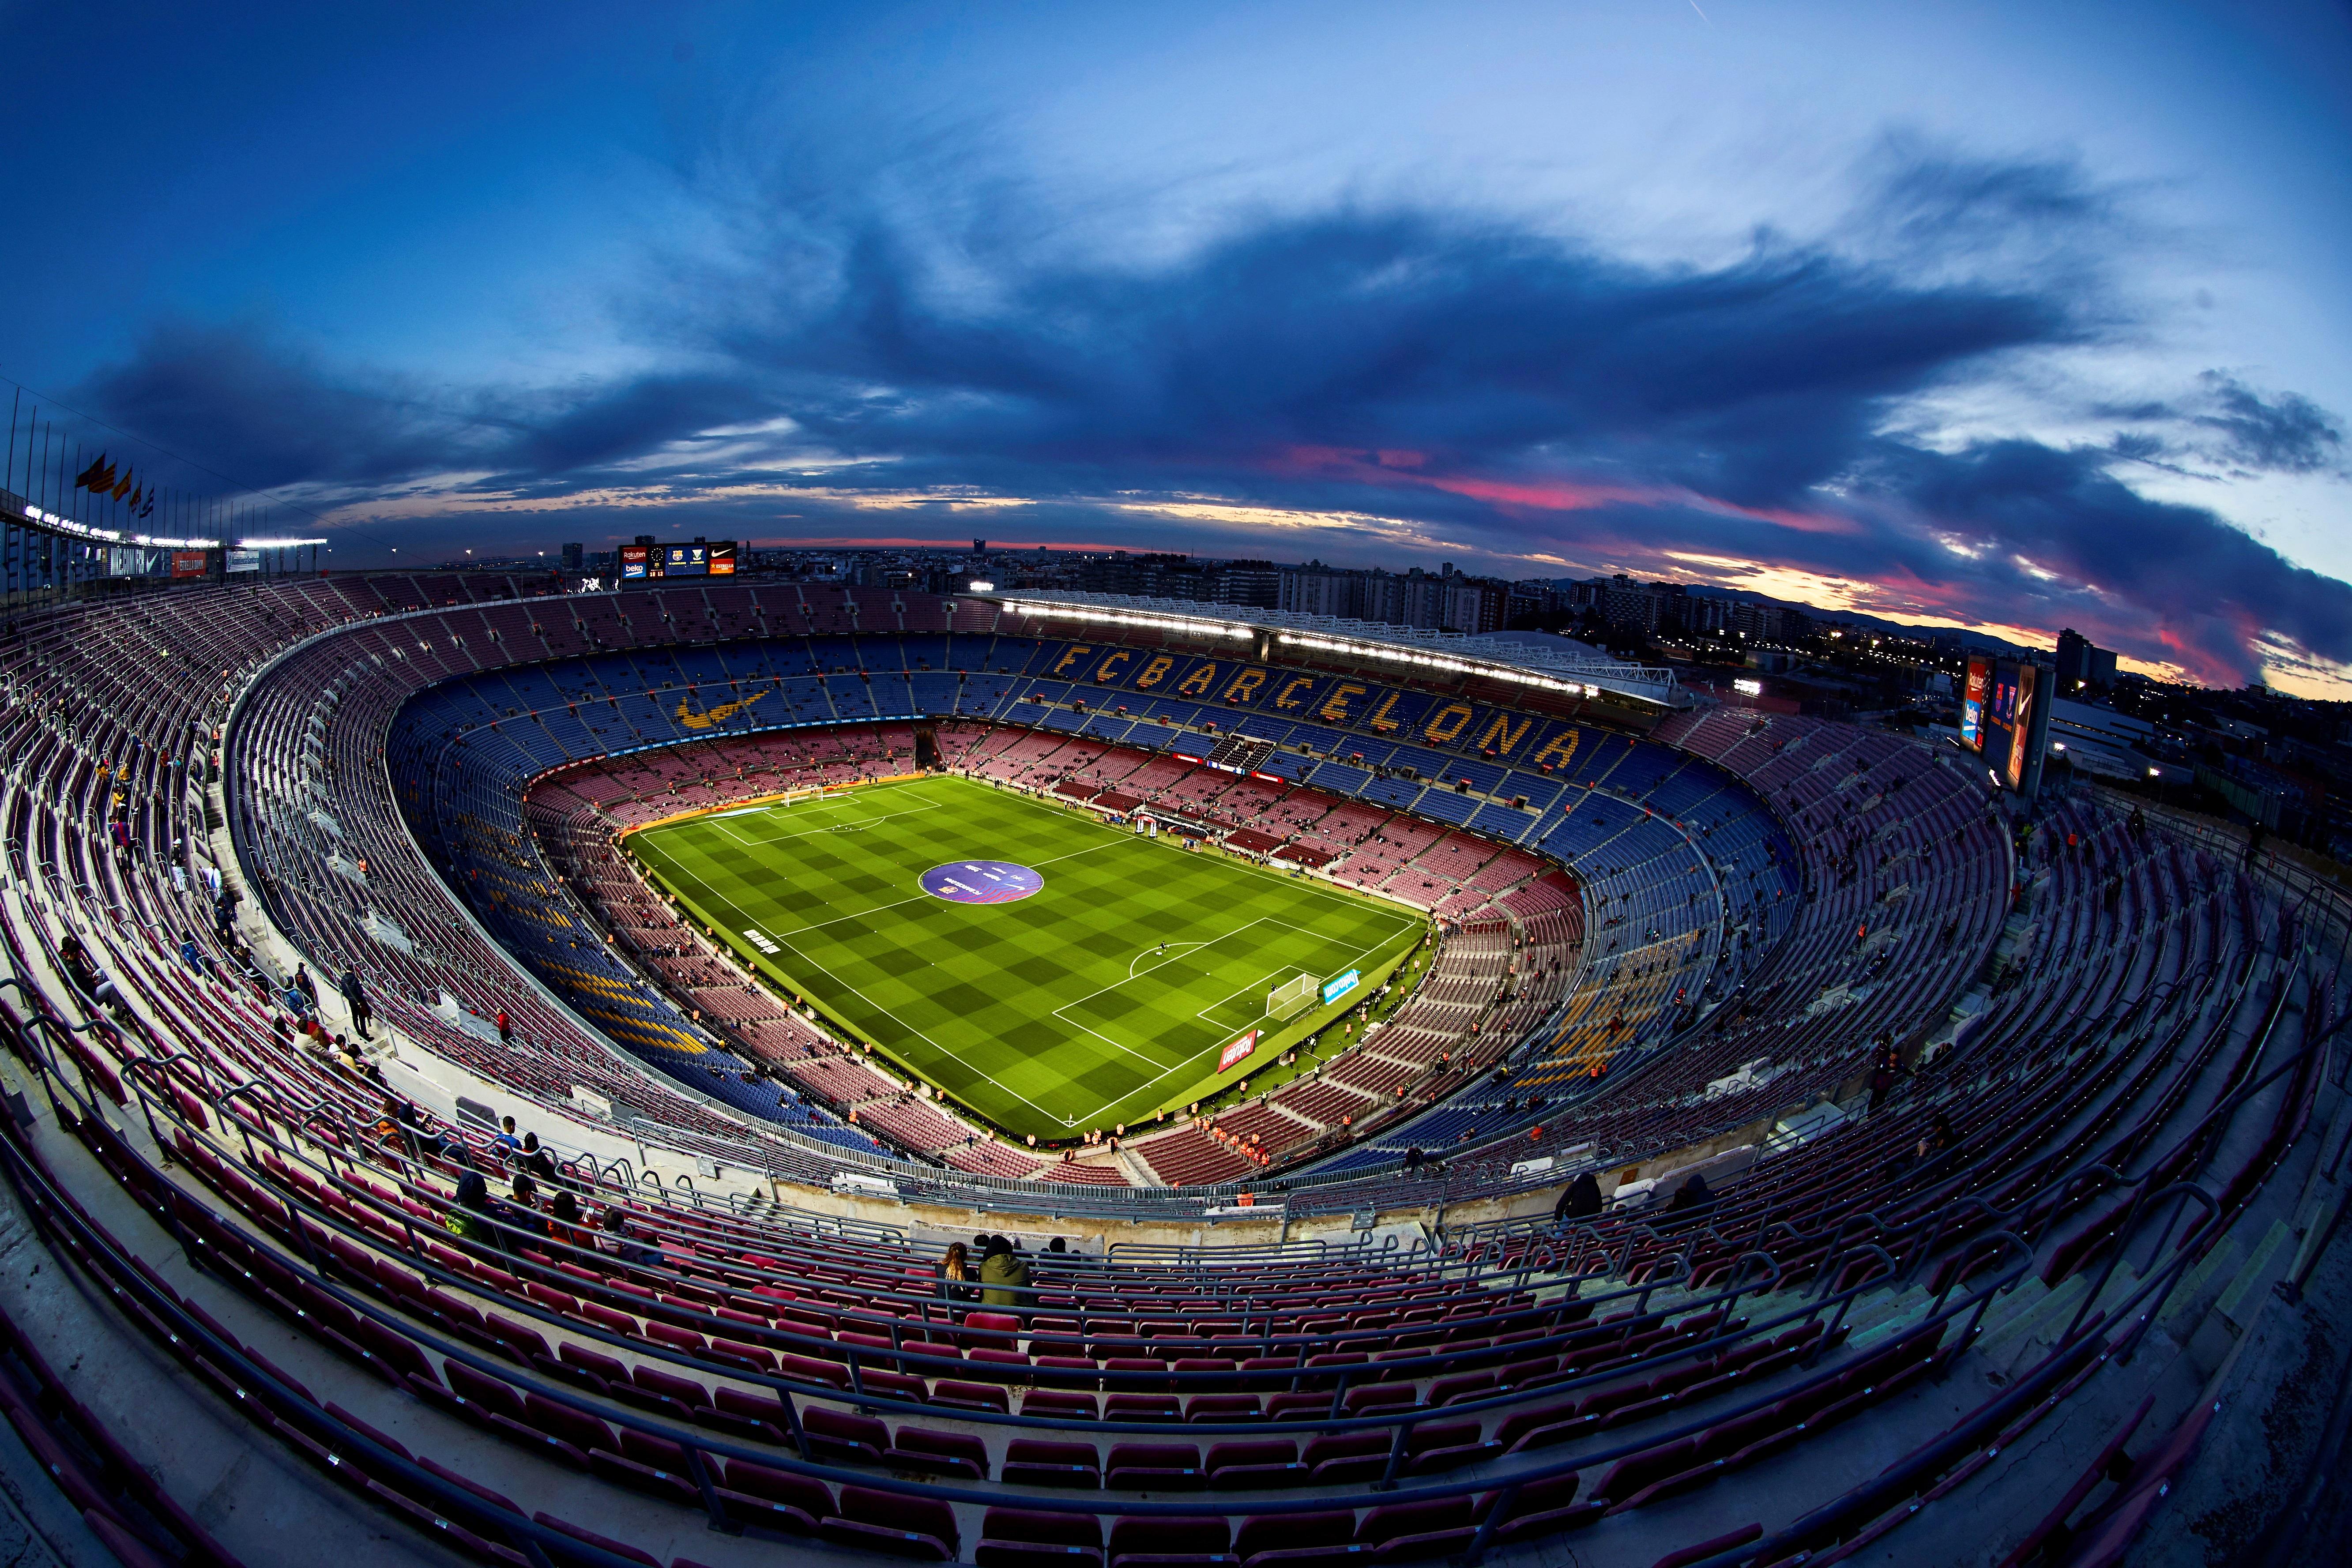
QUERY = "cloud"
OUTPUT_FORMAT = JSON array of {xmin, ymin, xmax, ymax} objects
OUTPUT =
[
  {"xmin": 1850, "ymin": 438, "xmax": 2352, "ymax": 687},
  {"xmin": 2190, "ymin": 372, "xmax": 2345, "ymax": 475},
  {"xmin": 64, "ymin": 139, "xmax": 2352, "ymax": 693},
  {"xmin": 75, "ymin": 320, "xmax": 470, "ymax": 490}
]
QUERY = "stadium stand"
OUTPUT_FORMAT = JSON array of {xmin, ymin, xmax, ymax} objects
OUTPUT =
[{"xmin": 0, "ymin": 572, "xmax": 2336, "ymax": 1567}]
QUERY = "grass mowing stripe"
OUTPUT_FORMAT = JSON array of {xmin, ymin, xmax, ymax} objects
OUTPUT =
[{"xmin": 630, "ymin": 774, "xmax": 1426, "ymax": 1139}]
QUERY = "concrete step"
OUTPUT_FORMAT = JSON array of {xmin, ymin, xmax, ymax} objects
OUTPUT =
[
  {"xmin": 1844, "ymin": 1284, "xmax": 1936, "ymax": 1350},
  {"xmin": 1969, "ymin": 1275, "xmax": 2071, "ymax": 1362},
  {"xmin": 2157, "ymin": 1233, "xmax": 2244, "ymax": 1336},
  {"xmin": 2210, "ymin": 1218, "xmax": 2292, "ymax": 1332}
]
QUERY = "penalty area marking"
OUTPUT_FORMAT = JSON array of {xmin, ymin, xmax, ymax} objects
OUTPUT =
[{"xmin": 1129, "ymin": 941, "xmax": 1205, "ymax": 979}]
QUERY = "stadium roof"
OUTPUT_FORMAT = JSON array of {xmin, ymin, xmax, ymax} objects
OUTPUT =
[{"xmin": 970, "ymin": 588, "xmax": 1687, "ymax": 707}]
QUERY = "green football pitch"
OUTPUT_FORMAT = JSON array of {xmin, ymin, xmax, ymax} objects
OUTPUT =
[{"xmin": 626, "ymin": 774, "xmax": 1425, "ymax": 1140}]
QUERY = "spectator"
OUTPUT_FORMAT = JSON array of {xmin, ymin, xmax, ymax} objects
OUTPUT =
[
  {"xmin": 601, "ymin": 1209, "xmax": 662, "ymax": 1268},
  {"xmin": 1665, "ymin": 1173, "xmax": 1716, "ymax": 1222},
  {"xmin": 937, "ymin": 1243, "xmax": 977, "ymax": 1305},
  {"xmin": 1554, "ymin": 1171, "xmax": 1603, "ymax": 1222},
  {"xmin": 518, "ymin": 1132, "xmax": 557, "ymax": 1184},
  {"xmin": 177, "ymin": 932, "xmax": 213, "ymax": 980},
  {"xmin": 1867, "ymin": 1046, "xmax": 1901, "ymax": 1114},
  {"xmin": 978, "ymin": 1236, "xmax": 1031, "ymax": 1309},
  {"xmin": 506, "ymin": 1174, "xmax": 549, "ymax": 1238},
  {"xmin": 445, "ymin": 1172, "xmax": 505, "ymax": 1251},
  {"xmin": 496, "ymin": 1009, "xmax": 513, "ymax": 1045},
  {"xmin": 382, "ymin": 1094, "xmax": 444, "ymax": 1160},
  {"xmin": 339, "ymin": 967, "xmax": 372, "ymax": 1038},
  {"xmin": 489, "ymin": 1116, "xmax": 521, "ymax": 1160},
  {"xmin": 293, "ymin": 964, "xmax": 318, "ymax": 1009},
  {"xmin": 56, "ymin": 936, "xmax": 123, "ymax": 1015},
  {"xmin": 547, "ymin": 1190, "xmax": 595, "ymax": 1250}
]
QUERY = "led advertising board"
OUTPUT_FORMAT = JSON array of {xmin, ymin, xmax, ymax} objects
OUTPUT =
[
  {"xmin": 618, "ymin": 544, "xmax": 651, "ymax": 579},
  {"xmin": 2004, "ymin": 661, "xmax": 2040, "ymax": 791},
  {"xmin": 708, "ymin": 541, "xmax": 738, "ymax": 575},
  {"xmin": 663, "ymin": 542, "xmax": 710, "ymax": 576},
  {"xmin": 1217, "ymin": 1030, "xmax": 1261, "ymax": 1072},
  {"xmin": 1961, "ymin": 656, "xmax": 2050, "ymax": 796},
  {"xmin": 1960, "ymin": 658, "xmax": 1989, "ymax": 751},
  {"xmin": 1321, "ymin": 969, "xmax": 1361, "ymax": 1006}
]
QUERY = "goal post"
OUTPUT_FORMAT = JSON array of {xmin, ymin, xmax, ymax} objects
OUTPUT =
[
  {"xmin": 1267, "ymin": 972, "xmax": 1317, "ymax": 1021},
  {"xmin": 777, "ymin": 787, "xmax": 824, "ymax": 809}
]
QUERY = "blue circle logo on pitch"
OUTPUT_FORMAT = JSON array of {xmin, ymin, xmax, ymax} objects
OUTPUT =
[{"xmin": 922, "ymin": 861, "xmax": 1044, "ymax": 904}]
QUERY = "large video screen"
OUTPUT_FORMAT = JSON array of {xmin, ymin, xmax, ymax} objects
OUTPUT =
[
  {"xmin": 618, "ymin": 544, "xmax": 651, "ymax": 579},
  {"xmin": 663, "ymin": 542, "xmax": 710, "ymax": 576},
  {"xmin": 1960, "ymin": 657, "xmax": 1989, "ymax": 750},
  {"xmin": 709, "ymin": 541, "xmax": 738, "ymax": 575},
  {"xmin": 2004, "ymin": 662, "xmax": 2040, "ymax": 790},
  {"xmin": 1964, "ymin": 656, "xmax": 2043, "ymax": 792}
]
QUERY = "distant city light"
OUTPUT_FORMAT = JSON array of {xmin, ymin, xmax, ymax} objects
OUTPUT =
[
  {"xmin": 969, "ymin": 579, "xmax": 995, "ymax": 591},
  {"xmin": 1732, "ymin": 677, "xmax": 1762, "ymax": 696}
]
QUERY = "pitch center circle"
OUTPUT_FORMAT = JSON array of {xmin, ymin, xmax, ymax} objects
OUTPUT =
[{"xmin": 921, "ymin": 861, "xmax": 1044, "ymax": 904}]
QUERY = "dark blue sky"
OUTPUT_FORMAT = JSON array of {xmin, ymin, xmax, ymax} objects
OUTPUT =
[{"xmin": 4, "ymin": 1, "xmax": 2348, "ymax": 693}]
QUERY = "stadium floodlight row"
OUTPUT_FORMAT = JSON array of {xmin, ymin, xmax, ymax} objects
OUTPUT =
[{"xmin": 0, "ymin": 567, "xmax": 2338, "ymax": 1568}]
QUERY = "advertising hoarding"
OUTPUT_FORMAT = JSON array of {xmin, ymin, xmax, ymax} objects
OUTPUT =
[{"xmin": 1217, "ymin": 1030, "xmax": 1260, "ymax": 1072}]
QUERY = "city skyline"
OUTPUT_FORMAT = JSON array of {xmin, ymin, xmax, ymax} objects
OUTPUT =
[{"xmin": 2, "ymin": 1, "xmax": 2347, "ymax": 696}]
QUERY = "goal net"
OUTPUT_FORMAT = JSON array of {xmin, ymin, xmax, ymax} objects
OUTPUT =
[
  {"xmin": 777, "ymin": 787, "xmax": 824, "ymax": 808},
  {"xmin": 1267, "ymin": 972, "xmax": 1317, "ymax": 1021}
]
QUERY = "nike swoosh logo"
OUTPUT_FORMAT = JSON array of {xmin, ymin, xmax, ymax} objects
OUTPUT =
[{"xmin": 675, "ymin": 689, "xmax": 770, "ymax": 730}]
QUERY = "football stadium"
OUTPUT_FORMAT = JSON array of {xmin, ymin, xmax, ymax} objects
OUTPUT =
[
  {"xmin": 0, "ymin": 8, "xmax": 2347, "ymax": 1568},
  {"xmin": 0, "ymin": 566, "xmax": 2334, "ymax": 1568}
]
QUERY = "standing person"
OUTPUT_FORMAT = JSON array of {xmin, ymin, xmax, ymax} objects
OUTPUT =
[
  {"xmin": 496, "ymin": 1008, "xmax": 513, "ymax": 1045},
  {"xmin": 1867, "ymin": 1045, "xmax": 1900, "ymax": 1114},
  {"xmin": 293, "ymin": 964, "xmax": 318, "ymax": 1010},
  {"xmin": 339, "ymin": 967, "xmax": 372, "ymax": 1038}
]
